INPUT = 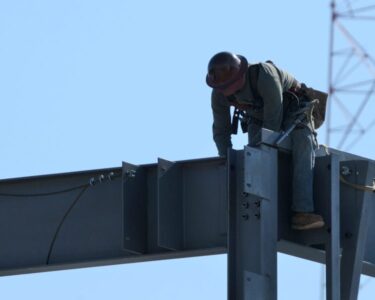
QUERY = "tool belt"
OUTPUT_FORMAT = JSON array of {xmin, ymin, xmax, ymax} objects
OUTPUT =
[{"xmin": 231, "ymin": 85, "xmax": 328, "ymax": 135}]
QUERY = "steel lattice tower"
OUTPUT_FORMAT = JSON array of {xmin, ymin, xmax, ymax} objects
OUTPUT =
[{"xmin": 327, "ymin": 0, "xmax": 375, "ymax": 150}]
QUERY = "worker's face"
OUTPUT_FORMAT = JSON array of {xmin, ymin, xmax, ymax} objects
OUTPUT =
[{"xmin": 219, "ymin": 73, "xmax": 246, "ymax": 97}]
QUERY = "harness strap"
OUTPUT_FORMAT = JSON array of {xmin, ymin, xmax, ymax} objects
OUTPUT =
[
  {"xmin": 249, "ymin": 64, "xmax": 262, "ymax": 102},
  {"xmin": 230, "ymin": 64, "xmax": 262, "ymax": 135}
]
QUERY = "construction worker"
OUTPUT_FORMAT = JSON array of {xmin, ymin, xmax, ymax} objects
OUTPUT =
[{"xmin": 206, "ymin": 51, "xmax": 324, "ymax": 230}]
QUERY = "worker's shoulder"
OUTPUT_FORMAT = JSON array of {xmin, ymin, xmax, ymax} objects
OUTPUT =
[
  {"xmin": 256, "ymin": 61, "xmax": 282, "ymax": 76},
  {"xmin": 256, "ymin": 61, "xmax": 293, "ymax": 83}
]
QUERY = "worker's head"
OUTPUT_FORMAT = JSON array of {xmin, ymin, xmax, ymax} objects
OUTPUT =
[{"xmin": 206, "ymin": 52, "xmax": 248, "ymax": 96}]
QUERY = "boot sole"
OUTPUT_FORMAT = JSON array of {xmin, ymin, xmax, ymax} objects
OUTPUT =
[{"xmin": 292, "ymin": 220, "xmax": 325, "ymax": 230}]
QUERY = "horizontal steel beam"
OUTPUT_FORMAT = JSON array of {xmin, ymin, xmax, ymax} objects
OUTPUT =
[{"xmin": 0, "ymin": 141, "xmax": 374, "ymax": 281}]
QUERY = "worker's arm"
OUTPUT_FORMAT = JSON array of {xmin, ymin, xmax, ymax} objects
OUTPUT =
[{"xmin": 211, "ymin": 90, "xmax": 232, "ymax": 156}]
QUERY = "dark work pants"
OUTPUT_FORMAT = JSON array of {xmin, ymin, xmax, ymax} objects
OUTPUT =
[{"xmin": 248, "ymin": 122, "xmax": 316, "ymax": 213}]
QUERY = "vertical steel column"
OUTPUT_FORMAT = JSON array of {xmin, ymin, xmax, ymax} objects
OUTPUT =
[
  {"xmin": 340, "ymin": 160, "xmax": 375, "ymax": 300},
  {"xmin": 228, "ymin": 145, "xmax": 278, "ymax": 300},
  {"xmin": 315, "ymin": 155, "xmax": 341, "ymax": 300}
]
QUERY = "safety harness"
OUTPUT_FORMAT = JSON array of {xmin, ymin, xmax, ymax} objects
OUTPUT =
[{"xmin": 229, "ymin": 62, "xmax": 328, "ymax": 137}]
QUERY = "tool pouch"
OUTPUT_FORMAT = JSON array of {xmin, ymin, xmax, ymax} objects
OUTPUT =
[
  {"xmin": 240, "ymin": 119, "xmax": 248, "ymax": 133},
  {"xmin": 231, "ymin": 109, "xmax": 240, "ymax": 135},
  {"xmin": 232, "ymin": 108, "xmax": 249, "ymax": 134},
  {"xmin": 300, "ymin": 84, "xmax": 328, "ymax": 129}
]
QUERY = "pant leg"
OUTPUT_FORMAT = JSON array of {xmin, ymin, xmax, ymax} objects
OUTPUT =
[{"xmin": 291, "ymin": 127, "xmax": 316, "ymax": 212}]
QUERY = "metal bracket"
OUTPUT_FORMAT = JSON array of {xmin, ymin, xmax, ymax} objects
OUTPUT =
[
  {"xmin": 340, "ymin": 160, "xmax": 374, "ymax": 300},
  {"xmin": 122, "ymin": 162, "xmax": 147, "ymax": 254},
  {"xmin": 157, "ymin": 158, "xmax": 183, "ymax": 251},
  {"xmin": 244, "ymin": 146, "xmax": 277, "ymax": 201}
]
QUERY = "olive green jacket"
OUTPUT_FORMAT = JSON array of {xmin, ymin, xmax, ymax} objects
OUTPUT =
[{"xmin": 211, "ymin": 62, "xmax": 298, "ymax": 156}]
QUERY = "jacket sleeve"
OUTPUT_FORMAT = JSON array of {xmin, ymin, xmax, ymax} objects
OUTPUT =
[
  {"xmin": 257, "ymin": 64, "xmax": 285, "ymax": 132},
  {"xmin": 211, "ymin": 90, "xmax": 232, "ymax": 156}
]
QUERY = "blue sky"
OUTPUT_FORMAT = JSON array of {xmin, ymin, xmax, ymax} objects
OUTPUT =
[{"xmin": 0, "ymin": 0, "xmax": 374, "ymax": 299}]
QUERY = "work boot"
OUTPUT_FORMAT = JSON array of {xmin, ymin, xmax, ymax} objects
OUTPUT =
[{"xmin": 291, "ymin": 212, "xmax": 325, "ymax": 230}]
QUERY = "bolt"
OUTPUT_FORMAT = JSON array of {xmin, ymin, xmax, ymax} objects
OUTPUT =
[
  {"xmin": 107, "ymin": 172, "xmax": 115, "ymax": 181},
  {"xmin": 246, "ymin": 183, "xmax": 252, "ymax": 188},
  {"xmin": 242, "ymin": 214, "xmax": 249, "ymax": 220},
  {"xmin": 242, "ymin": 192, "xmax": 249, "ymax": 197},
  {"xmin": 341, "ymin": 166, "xmax": 351, "ymax": 176},
  {"xmin": 98, "ymin": 174, "xmax": 105, "ymax": 183},
  {"xmin": 254, "ymin": 201, "xmax": 261, "ymax": 207},
  {"xmin": 242, "ymin": 202, "xmax": 249, "ymax": 209},
  {"xmin": 255, "ymin": 213, "xmax": 261, "ymax": 219},
  {"xmin": 246, "ymin": 152, "xmax": 252, "ymax": 156},
  {"xmin": 89, "ymin": 177, "xmax": 97, "ymax": 186},
  {"xmin": 126, "ymin": 170, "xmax": 137, "ymax": 178},
  {"xmin": 345, "ymin": 232, "xmax": 353, "ymax": 239}
]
